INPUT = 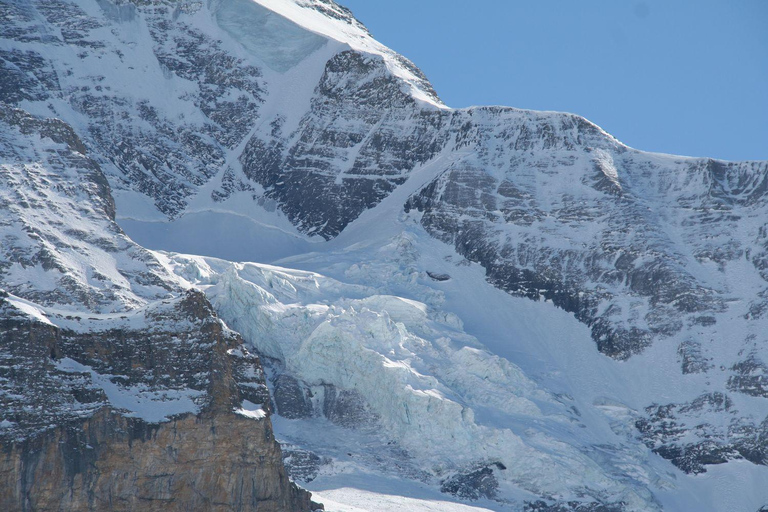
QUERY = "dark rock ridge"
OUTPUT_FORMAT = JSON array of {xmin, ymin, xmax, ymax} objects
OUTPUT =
[
  {"xmin": 439, "ymin": 464, "xmax": 501, "ymax": 501},
  {"xmin": 282, "ymin": 446, "xmax": 329, "ymax": 484},
  {"xmin": 405, "ymin": 132, "xmax": 768, "ymax": 361},
  {"xmin": 635, "ymin": 392, "xmax": 768, "ymax": 474},
  {"xmin": 728, "ymin": 352, "xmax": 768, "ymax": 398},
  {"xmin": 524, "ymin": 500, "xmax": 626, "ymax": 512},
  {"xmin": 272, "ymin": 373, "xmax": 379, "ymax": 429},
  {"xmin": 241, "ymin": 50, "xmax": 448, "ymax": 238}
]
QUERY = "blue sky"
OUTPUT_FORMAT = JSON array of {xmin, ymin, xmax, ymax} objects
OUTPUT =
[{"xmin": 341, "ymin": 0, "xmax": 767, "ymax": 161}]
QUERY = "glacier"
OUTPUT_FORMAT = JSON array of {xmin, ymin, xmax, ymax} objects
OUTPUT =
[
  {"xmin": 215, "ymin": 0, "xmax": 328, "ymax": 73},
  {"xmin": 165, "ymin": 251, "xmax": 660, "ymax": 509}
]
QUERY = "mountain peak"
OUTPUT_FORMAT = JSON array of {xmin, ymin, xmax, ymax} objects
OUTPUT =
[{"xmin": 240, "ymin": 0, "xmax": 443, "ymax": 105}]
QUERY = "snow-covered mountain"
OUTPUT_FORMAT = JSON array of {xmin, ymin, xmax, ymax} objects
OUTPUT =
[{"xmin": 2, "ymin": 0, "xmax": 767, "ymax": 511}]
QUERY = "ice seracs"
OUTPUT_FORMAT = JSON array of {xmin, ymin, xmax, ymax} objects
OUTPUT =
[
  {"xmin": 215, "ymin": 0, "xmax": 329, "ymax": 73},
  {"xmin": 167, "ymin": 253, "xmax": 661, "ymax": 511}
]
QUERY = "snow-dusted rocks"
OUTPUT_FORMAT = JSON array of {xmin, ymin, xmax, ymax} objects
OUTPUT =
[{"xmin": 0, "ymin": 104, "xmax": 174, "ymax": 312}]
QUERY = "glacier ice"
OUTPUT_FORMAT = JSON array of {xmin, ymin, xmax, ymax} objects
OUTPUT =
[
  {"xmin": 215, "ymin": 0, "xmax": 328, "ymax": 72},
  {"xmin": 168, "ymin": 253, "xmax": 660, "ymax": 510}
]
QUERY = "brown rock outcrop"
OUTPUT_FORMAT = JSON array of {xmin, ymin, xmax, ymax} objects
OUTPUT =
[
  {"xmin": 0, "ymin": 291, "xmax": 321, "ymax": 511},
  {"xmin": 1, "ymin": 409, "xmax": 316, "ymax": 511}
]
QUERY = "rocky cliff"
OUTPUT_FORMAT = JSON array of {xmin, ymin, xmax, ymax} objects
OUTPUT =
[
  {"xmin": 0, "ymin": 105, "xmax": 318, "ymax": 510},
  {"xmin": 0, "ymin": 291, "xmax": 317, "ymax": 512}
]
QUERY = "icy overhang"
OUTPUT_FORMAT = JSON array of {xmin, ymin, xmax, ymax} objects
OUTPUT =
[
  {"xmin": 217, "ymin": 0, "xmax": 444, "ymax": 107},
  {"xmin": 215, "ymin": 0, "xmax": 328, "ymax": 72}
]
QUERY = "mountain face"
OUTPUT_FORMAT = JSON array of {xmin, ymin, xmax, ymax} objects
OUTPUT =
[
  {"xmin": 0, "ymin": 103, "xmax": 318, "ymax": 510},
  {"xmin": 2, "ymin": 1, "xmax": 768, "ymax": 511}
]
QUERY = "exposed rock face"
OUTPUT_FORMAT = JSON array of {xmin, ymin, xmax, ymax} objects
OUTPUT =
[
  {"xmin": 635, "ymin": 392, "xmax": 768, "ymax": 474},
  {"xmin": 273, "ymin": 373, "xmax": 379, "ymax": 429},
  {"xmin": 404, "ymin": 123, "xmax": 768, "ymax": 362},
  {"xmin": 2, "ymin": 409, "xmax": 308, "ymax": 512},
  {"xmin": 0, "ymin": 293, "xmax": 317, "ymax": 511},
  {"xmin": 273, "ymin": 374, "xmax": 315, "ymax": 420},
  {"xmin": 241, "ymin": 50, "xmax": 448, "ymax": 238},
  {"xmin": 320, "ymin": 384, "xmax": 379, "ymax": 429},
  {"xmin": 524, "ymin": 501, "xmax": 625, "ymax": 512},
  {"xmin": 728, "ymin": 353, "xmax": 768, "ymax": 398},
  {"xmin": 440, "ymin": 464, "xmax": 500, "ymax": 501},
  {"xmin": 282, "ymin": 446, "xmax": 328, "ymax": 484}
]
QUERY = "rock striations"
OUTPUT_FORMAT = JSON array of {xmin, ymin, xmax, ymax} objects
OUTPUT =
[{"xmin": 0, "ymin": 291, "xmax": 316, "ymax": 512}]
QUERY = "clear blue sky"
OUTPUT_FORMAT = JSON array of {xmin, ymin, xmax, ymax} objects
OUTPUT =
[{"xmin": 341, "ymin": 0, "xmax": 767, "ymax": 161}]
